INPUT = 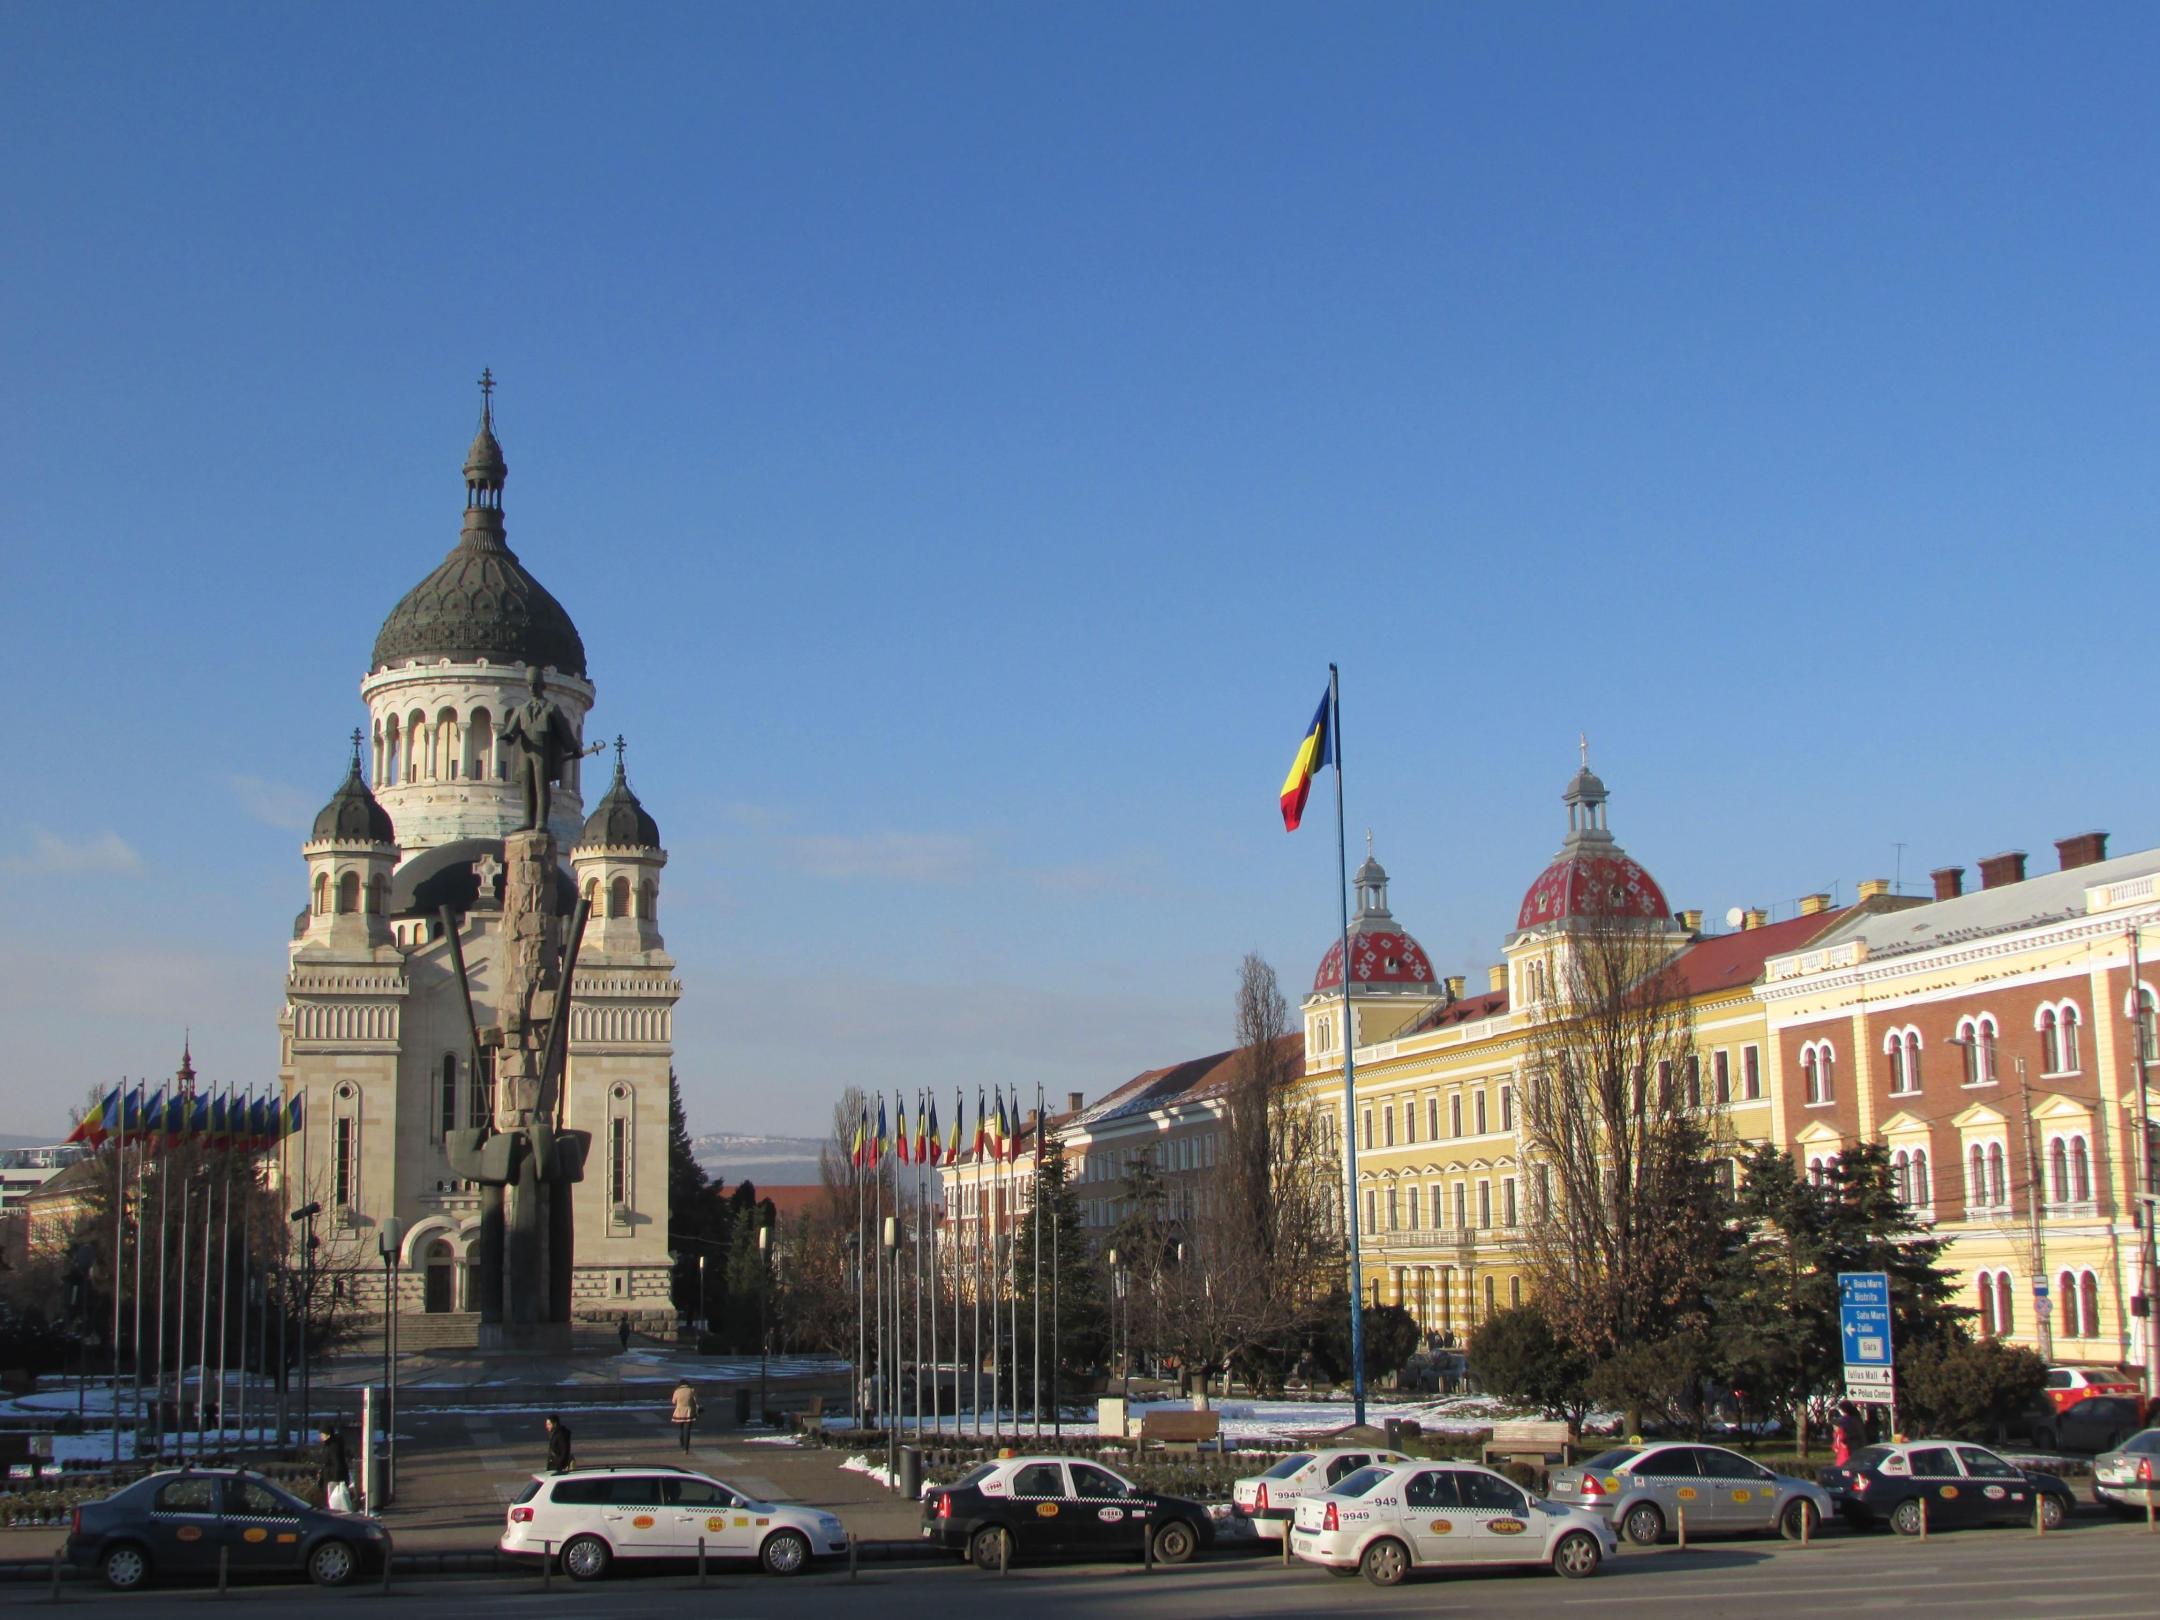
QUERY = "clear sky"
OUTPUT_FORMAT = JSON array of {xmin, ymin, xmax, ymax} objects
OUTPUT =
[{"xmin": 3, "ymin": 2, "xmax": 2155, "ymax": 1142}]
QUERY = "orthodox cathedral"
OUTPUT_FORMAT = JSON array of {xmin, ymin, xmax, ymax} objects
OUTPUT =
[{"xmin": 280, "ymin": 377, "xmax": 679, "ymax": 1338}]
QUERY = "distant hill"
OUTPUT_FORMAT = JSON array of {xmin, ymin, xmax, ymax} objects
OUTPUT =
[
  {"xmin": 692, "ymin": 1132, "xmax": 827, "ymax": 1190},
  {"xmin": 0, "ymin": 1132, "xmax": 67, "ymax": 1153}
]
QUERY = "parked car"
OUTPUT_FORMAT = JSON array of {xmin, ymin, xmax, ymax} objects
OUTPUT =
[
  {"xmin": 1288, "ymin": 1459, "xmax": 1615, "ymax": 1587},
  {"xmin": 2091, "ymin": 1428, "xmax": 2160, "ymax": 1516},
  {"xmin": 1230, "ymin": 1447, "xmax": 1409, "ymax": 1541},
  {"xmin": 64, "ymin": 1468, "xmax": 389, "ymax": 1592},
  {"xmin": 921, "ymin": 1455, "xmax": 1213, "ymax": 1569},
  {"xmin": 500, "ymin": 1464, "xmax": 846, "ymax": 1579},
  {"xmin": 1818, "ymin": 1441, "xmax": 2072, "ymax": 1534},
  {"xmin": 1544, "ymin": 1442, "xmax": 1831, "ymax": 1545},
  {"xmin": 2031, "ymin": 1394, "xmax": 2144, "ymax": 1455},
  {"xmin": 2041, "ymin": 1366, "xmax": 2140, "ymax": 1414}
]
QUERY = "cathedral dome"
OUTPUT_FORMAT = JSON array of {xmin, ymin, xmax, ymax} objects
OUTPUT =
[
  {"xmin": 311, "ymin": 742, "xmax": 395, "ymax": 844},
  {"xmin": 578, "ymin": 745, "xmax": 660, "ymax": 849},
  {"xmin": 1312, "ymin": 845, "xmax": 1436, "ymax": 993},
  {"xmin": 369, "ymin": 373, "xmax": 588, "ymax": 678},
  {"xmin": 1513, "ymin": 752, "xmax": 1670, "ymax": 931}
]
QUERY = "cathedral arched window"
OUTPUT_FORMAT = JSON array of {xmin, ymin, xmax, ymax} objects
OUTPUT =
[
  {"xmin": 366, "ymin": 874, "xmax": 386, "ymax": 915},
  {"xmin": 337, "ymin": 872, "xmax": 360, "ymax": 914},
  {"xmin": 639, "ymin": 879, "xmax": 657, "ymax": 921},
  {"xmin": 314, "ymin": 873, "xmax": 329, "ymax": 915},
  {"xmin": 609, "ymin": 876, "xmax": 630, "ymax": 918},
  {"xmin": 466, "ymin": 707, "xmax": 494, "ymax": 782},
  {"xmin": 407, "ymin": 709, "xmax": 428, "ymax": 778},
  {"xmin": 435, "ymin": 707, "xmax": 459, "ymax": 780},
  {"xmin": 384, "ymin": 715, "xmax": 401, "ymax": 785}
]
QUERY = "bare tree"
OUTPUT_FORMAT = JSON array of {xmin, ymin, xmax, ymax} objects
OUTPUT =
[
  {"xmin": 1517, "ymin": 917, "xmax": 1727, "ymax": 1361},
  {"xmin": 1182, "ymin": 953, "xmax": 1343, "ymax": 1392}
]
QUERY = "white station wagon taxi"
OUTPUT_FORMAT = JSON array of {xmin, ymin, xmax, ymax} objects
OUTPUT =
[
  {"xmin": 1230, "ymin": 1447, "xmax": 1410, "ymax": 1541},
  {"xmin": 1289, "ymin": 1459, "xmax": 1616, "ymax": 1587},
  {"xmin": 501, "ymin": 1464, "xmax": 848, "ymax": 1580}
]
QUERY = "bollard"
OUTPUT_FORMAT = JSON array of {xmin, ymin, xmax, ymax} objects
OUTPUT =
[
  {"xmin": 1000, "ymin": 1527, "xmax": 1009, "ymax": 1577},
  {"xmin": 1801, "ymin": 1503, "xmax": 1811, "ymax": 1547},
  {"xmin": 1918, "ymin": 1496, "xmax": 1928, "ymax": 1540},
  {"xmin": 381, "ymin": 1529, "xmax": 394, "ymax": 1593},
  {"xmin": 1143, "ymin": 1525, "xmax": 1155, "ymax": 1572},
  {"xmin": 1282, "ymin": 1525, "xmax": 1292, "ymax": 1566},
  {"xmin": 543, "ymin": 1539, "xmax": 553, "ymax": 1590},
  {"xmin": 218, "ymin": 1547, "xmax": 229, "ymax": 1595},
  {"xmin": 2147, "ymin": 1492, "xmax": 2155, "ymax": 1534},
  {"xmin": 698, "ymin": 1536, "xmax": 707, "ymax": 1587},
  {"xmin": 48, "ymin": 1549, "xmax": 60, "ymax": 1603},
  {"xmin": 2034, "ymin": 1494, "xmax": 2046, "ymax": 1537},
  {"xmin": 1676, "ymin": 1506, "xmax": 1686, "ymax": 1551},
  {"xmin": 848, "ymin": 1532, "xmax": 858, "ymax": 1581}
]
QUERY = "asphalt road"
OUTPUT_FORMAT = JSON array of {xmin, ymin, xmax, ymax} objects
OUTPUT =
[{"xmin": 12, "ymin": 1516, "xmax": 2158, "ymax": 1619}]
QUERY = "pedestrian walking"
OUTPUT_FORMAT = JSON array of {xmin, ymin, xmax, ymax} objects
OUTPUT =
[
  {"xmin": 315, "ymin": 1424, "xmax": 351, "ymax": 1511},
  {"xmin": 671, "ymin": 1380, "xmax": 700, "ymax": 1454},
  {"xmin": 1831, "ymin": 1401, "xmax": 1863, "ymax": 1468},
  {"xmin": 544, "ymin": 1413, "xmax": 574, "ymax": 1474},
  {"xmin": 617, "ymin": 1315, "xmax": 632, "ymax": 1354}
]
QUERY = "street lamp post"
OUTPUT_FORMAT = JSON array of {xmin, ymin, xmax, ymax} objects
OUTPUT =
[
  {"xmin": 698, "ymin": 1254, "xmax": 708, "ymax": 1336},
  {"xmin": 288, "ymin": 1204, "xmax": 320, "ymax": 1437},
  {"xmin": 377, "ymin": 1217, "xmax": 406, "ymax": 1506},
  {"xmin": 757, "ymin": 1224, "xmax": 770, "ymax": 1425}
]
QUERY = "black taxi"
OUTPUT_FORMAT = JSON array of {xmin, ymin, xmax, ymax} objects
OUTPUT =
[
  {"xmin": 922, "ymin": 1455, "xmax": 1215, "ymax": 1569},
  {"xmin": 64, "ymin": 1467, "xmax": 389, "ymax": 1590},
  {"xmin": 1820, "ymin": 1441, "xmax": 2073, "ymax": 1535}
]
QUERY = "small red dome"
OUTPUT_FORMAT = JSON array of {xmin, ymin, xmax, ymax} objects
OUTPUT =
[
  {"xmin": 1313, "ymin": 931, "xmax": 1435, "ymax": 994},
  {"xmin": 1515, "ymin": 853, "xmax": 1669, "ymax": 931}
]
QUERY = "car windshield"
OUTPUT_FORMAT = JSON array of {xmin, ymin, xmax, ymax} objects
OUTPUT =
[
  {"xmin": 1330, "ymin": 1467, "xmax": 1392, "ymax": 1499},
  {"xmin": 1581, "ymin": 1448, "xmax": 1641, "ymax": 1472},
  {"xmin": 1262, "ymin": 1453, "xmax": 1316, "ymax": 1480},
  {"xmin": 1849, "ymin": 1445, "xmax": 1896, "ymax": 1471},
  {"xmin": 952, "ymin": 1464, "xmax": 997, "ymax": 1488}
]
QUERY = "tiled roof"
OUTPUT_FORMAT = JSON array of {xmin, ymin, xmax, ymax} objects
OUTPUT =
[
  {"xmin": 1669, "ymin": 908, "xmax": 1852, "ymax": 996},
  {"xmin": 1077, "ymin": 1035, "xmax": 1305, "ymax": 1128},
  {"xmin": 1407, "ymin": 988, "xmax": 1509, "ymax": 1034}
]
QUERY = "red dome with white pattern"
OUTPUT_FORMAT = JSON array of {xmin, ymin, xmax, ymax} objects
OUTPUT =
[
  {"xmin": 1515, "ymin": 853, "xmax": 1669, "ymax": 931},
  {"xmin": 1313, "ymin": 930, "xmax": 1435, "ymax": 994}
]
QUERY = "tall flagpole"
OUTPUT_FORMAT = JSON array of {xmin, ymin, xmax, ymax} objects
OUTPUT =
[
  {"xmin": 873, "ymin": 1121, "xmax": 885, "ymax": 1434},
  {"xmin": 971, "ymin": 1089, "xmax": 983, "ymax": 1441},
  {"xmin": 951, "ymin": 1090, "xmax": 961, "ymax": 1442},
  {"xmin": 131, "ymin": 1093, "xmax": 148, "ymax": 1439},
  {"xmin": 1032, "ymin": 1080, "xmax": 1043, "ymax": 1439},
  {"xmin": 109, "ymin": 1083, "xmax": 128, "ymax": 1469},
  {"xmin": 1006, "ymin": 1086, "xmax": 1020, "ymax": 1436},
  {"xmin": 989, "ymin": 1093, "xmax": 1001, "ymax": 1448},
  {"xmin": 174, "ymin": 1154, "xmax": 191, "ymax": 1459},
  {"xmin": 1330, "ymin": 663, "xmax": 1368, "ymax": 1426},
  {"xmin": 215, "ymin": 1113, "xmax": 236, "ymax": 1455},
  {"xmin": 153, "ymin": 1120, "xmax": 170, "ymax": 1460},
  {"xmin": 912, "ymin": 1091, "xmax": 924, "ymax": 1440},
  {"xmin": 194, "ymin": 1152, "xmax": 214, "ymax": 1456},
  {"xmin": 854, "ymin": 1103, "xmax": 866, "ymax": 1427}
]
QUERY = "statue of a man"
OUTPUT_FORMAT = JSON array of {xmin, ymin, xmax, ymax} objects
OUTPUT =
[{"xmin": 500, "ymin": 666, "xmax": 591, "ymax": 831}]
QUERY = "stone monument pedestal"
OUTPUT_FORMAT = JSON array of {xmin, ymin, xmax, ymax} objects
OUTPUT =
[{"xmin": 476, "ymin": 1321, "xmax": 575, "ymax": 1354}]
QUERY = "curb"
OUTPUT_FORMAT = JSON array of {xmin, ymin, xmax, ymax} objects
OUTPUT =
[{"xmin": 0, "ymin": 1539, "xmax": 953, "ymax": 1583}]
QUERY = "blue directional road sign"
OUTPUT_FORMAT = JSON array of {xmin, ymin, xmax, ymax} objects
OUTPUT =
[{"xmin": 1839, "ymin": 1271, "xmax": 1893, "ymax": 1368}]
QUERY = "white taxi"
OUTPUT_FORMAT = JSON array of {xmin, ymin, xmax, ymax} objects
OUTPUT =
[
  {"xmin": 1230, "ymin": 1447, "xmax": 1410, "ymax": 1541},
  {"xmin": 501, "ymin": 1464, "xmax": 848, "ymax": 1580},
  {"xmin": 1289, "ymin": 1459, "xmax": 1616, "ymax": 1587}
]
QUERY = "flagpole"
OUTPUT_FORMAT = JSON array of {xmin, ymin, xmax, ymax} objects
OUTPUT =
[
  {"xmin": 131, "ymin": 1096, "xmax": 148, "ymax": 1441},
  {"xmin": 1007, "ymin": 1086, "xmax": 1020, "ymax": 1440},
  {"xmin": 1032, "ymin": 1080, "xmax": 1042, "ymax": 1441},
  {"xmin": 854, "ymin": 1103, "xmax": 866, "ymax": 1429},
  {"xmin": 972, "ymin": 1090, "xmax": 983, "ymax": 1442},
  {"xmin": 927, "ymin": 1097, "xmax": 939, "ymax": 1440},
  {"xmin": 109, "ymin": 1083, "xmax": 127, "ymax": 1469},
  {"xmin": 216, "ymin": 1121, "xmax": 235, "ymax": 1458},
  {"xmin": 911, "ymin": 1091, "xmax": 922, "ymax": 1441},
  {"xmin": 1329, "ymin": 663, "xmax": 1368, "ymax": 1426},
  {"xmin": 154, "ymin": 1125, "xmax": 170, "ymax": 1461},
  {"xmin": 950, "ymin": 1090, "xmax": 961, "ymax": 1444},
  {"xmin": 195, "ymin": 1149, "xmax": 214, "ymax": 1457},
  {"xmin": 174, "ymin": 1153, "xmax": 191, "ymax": 1461}
]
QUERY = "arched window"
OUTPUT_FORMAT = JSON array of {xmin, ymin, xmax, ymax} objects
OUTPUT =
[
  {"xmin": 336, "ymin": 871, "xmax": 360, "ymax": 914},
  {"xmin": 1910, "ymin": 1148, "xmax": 1929, "ymax": 1209},
  {"xmin": 367, "ymin": 874, "xmax": 386, "ymax": 915},
  {"xmin": 1986, "ymin": 1141, "xmax": 2007, "ymax": 1205},
  {"xmin": 1977, "ymin": 1272, "xmax": 1997, "ymax": 1337},
  {"xmin": 2049, "ymin": 1137, "xmax": 2069, "ymax": 1203},
  {"xmin": 2070, "ymin": 1135, "xmax": 2091, "ymax": 1203},
  {"xmin": 408, "ymin": 709, "xmax": 428, "ymax": 779},
  {"xmin": 1800, "ymin": 1040, "xmax": 1835, "ymax": 1105},
  {"xmin": 1482, "ymin": 1274, "xmax": 1496, "ymax": 1319},
  {"xmin": 1509, "ymin": 1275, "xmax": 1523, "ymax": 1308},
  {"xmin": 383, "ymin": 715, "xmax": 400, "ymax": 785},
  {"xmin": 313, "ymin": 872, "xmax": 329, "ymax": 915},
  {"xmin": 1405, "ymin": 1185, "xmax": 1420, "ymax": 1230},
  {"xmin": 1967, "ymin": 1144, "xmax": 1987, "ymax": 1207},
  {"xmin": 2059, "ymin": 1269, "xmax": 2078, "ymax": 1335},
  {"xmin": 639, "ymin": 879, "xmax": 657, "ymax": 921},
  {"xmin": 2079, "ymin": 1270, "xmax": 2100, "ymax": 1339},
  {"xmin": 1995, "ymin": 1273, "xmax": 2014, "ymax": 1335},
  {"xmin": 466, "ymin": 707, "xmax": 494, "ymax": 782},
  {"xmin": 1957, "ymin": 1015, "xmax": 1999, "ymax": 1084},
  {"xmin": 435, "ymin": 707, "xmax": 459, "ymax": 780},
  {"xmin": 1884, "ymin": 1029, "xmax": 1922, "ymax": 1095},
  {"xmin": 2138, "ymin": 986, "xmax": 2159, "ymax": 1063},
  {"xmin": 1800, "ymin": 1049, "xmax": 1819, "ymax": 1104},
  {"xmin": 608, "ymin": 876, "xmax": 630, "ymax": 918},
  {"xmin": 1685, "ymin": 1055, "xmax": 1702, "ymax": 1111},
  {"xmin": 1500, "ymin": 1085, "xmax": 1514, "ymax": 1132},
  {"xmin": 1892, "ymin": 1149, "xmax": 1910, "ymax": 1203},
  {"xmin": 1886, "ymin": 1036, "xmax": 1904, "ymax": 1095}
]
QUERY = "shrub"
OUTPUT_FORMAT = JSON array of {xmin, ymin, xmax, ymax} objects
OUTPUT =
[{"xmin": 1899, "ymin": 1339, "xmax": 2046, "ymax": 1440}]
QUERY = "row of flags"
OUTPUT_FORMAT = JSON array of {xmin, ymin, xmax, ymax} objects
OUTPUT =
[
  {"xmin": 66, "ymin": 1084, "xmax": 303, "ymax": 1154},
  {"xmin": 850, "ymin": 1087, "xmax": 1031, "ymax": 1169}
]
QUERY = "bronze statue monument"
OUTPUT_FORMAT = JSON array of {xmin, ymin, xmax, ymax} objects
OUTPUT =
[{"xmin": 499, "ymin": 665, "xmax": 597, "ymax": 832}]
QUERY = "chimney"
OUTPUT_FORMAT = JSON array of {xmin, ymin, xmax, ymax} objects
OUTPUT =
[
  {"xmin": 1798, "ymin": 892, "xmax": 1832, "ymax": 916},
  {"xmin": 2056, "ymin": 831, "xmax": 2108, "ymax": 871},
  {"xmin": 1856, "ymin": 878, "xmax": 1890, "ymax": 901},
  {"xmin": 1931, "ymin": 866, "xmax": 1964, "ymax": 901},
  {"xmin": 1977, "ymin": 851, "xmax": 2027, "ymax": 890},
  {"xmin": 1488, "ymin": 964, "xmax": 1507, "ymax": 993},
  {"xmin": 1024, "ymin": 1107, "xmax": 1039, "ymax": 1136},
  {"xmin": 1743, "ymin": 908, "xmax": 1768, "ymax": 931},
  {"xmin": 1444, "ymin": 974, "xmax": 1466, "ymax": 1000},
  {"xmin": 1066, "ymin": 1091, "xmax": 1085, "ymax": 1116},
  {"xmin": 1678, "ymin": 908, "xmax": 1704, "ymax": 932}
]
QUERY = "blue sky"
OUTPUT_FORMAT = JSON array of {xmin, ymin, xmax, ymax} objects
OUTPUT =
[{"xmin": 3, "ymin": 2, "xmax": 2155, "ymax": 1142}]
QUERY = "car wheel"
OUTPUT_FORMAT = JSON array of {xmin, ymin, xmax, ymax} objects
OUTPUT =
[
  {"xmin": 100, "ymin": 1544, "xmax": 151, "ymax": 1593},
  {"xmin": 760, "ymin": 1529, "xmax": 810, "ymax": 1576},
  {"xmin": 1360, "ymin": 1537, "xmax": 1410, "ymax": 1588},
  {"xmin": 1889, "ymin": 1499, "xmax": 1925, "ymax": 1537},
  {"xmin": 2039, "ymin": 1494, "xmax": 2067, "ymax": 1531},
  {"xmin": 969, "ymin": 1526, "xmax": 1010, "ymax": 1571},
  {"xmin": 561, "ymin": 1533, "xmax": 612, "ymax": 1582},
  {"xmin": 1552, "ymin": 1529, "xmax": 1602, "ymax": 1579},
  {"xmin": 1780, "ymin": 1499, "xmax": 1820, "ymax": 1541},
  {"xmin": 1622, "ymin": 1502, "xmax": 1665, "ymax": 1546},
  {"xmin": 1151, "ymin": 1520, "xmax": 1198, "ymax": 1565},
  {"xmin": 307, "ymin": 1539, "xmax": 357, "ymax": 1588}
]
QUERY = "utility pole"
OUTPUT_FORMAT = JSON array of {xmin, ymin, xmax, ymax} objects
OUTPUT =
[{"xmin": 2130, "ymin": 929, "xmax": 2157, "ymax": 1404}]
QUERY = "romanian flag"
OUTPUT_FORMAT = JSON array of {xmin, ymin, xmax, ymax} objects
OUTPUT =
[
  {"xmin": 1280, "ymin": 690, "xmax": 1333, "ymax": 831},
  {"xmin": 925, "ymin": 1095, "xmax": 941, "ymax": 1167},
  {"xmin": 850, "ymin": 1105, "xmax": 870, "ymax": 1169},
  {"xmin": 139, "ymin": 1086, "xmax": 165, "ymax": 1147},
  {"xmin": 875, "ymin": 1094, "xmax": 889, "ymax": 1162},
  {"xmin": 191, "ymin": 1092, "xmax": 210, "ymax": 1142},
  {"xmin": 69, "ymin": 1086, "xmax": 119, "ymax": 1148},
  {"xmin": 972, "ymin": 1090, "xmax": 987, "ymax": 1159},
  {"xmin": 209, "ymin": 1091, "xmax": 229, "ymax": 1150},
  {"xmin": 285, "ymin": 1092, "xmax": 304, "ymax": 1139},
  {"xmin": 992, "ymin": 1090, "xmax": 1010, "ymax": 1161},
  {"xmin": 896, "ymin": 1091, "xmax": 913, "ymax": 1164},
  {"xmin": 913, "ymin": 1097, "xmax": 928, "ymax": 1165},
  {"xmin": 947, "ymin": 1090, "xmax": 964, "ymax": 1163}
]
